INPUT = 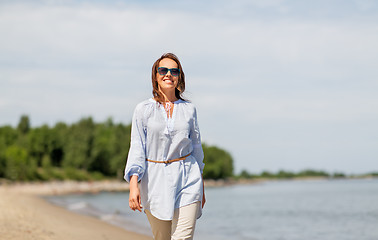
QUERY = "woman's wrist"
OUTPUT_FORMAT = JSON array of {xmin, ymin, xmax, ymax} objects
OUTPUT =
[{"xmin": 130, "ymin": 175, "xmax": 139, "ymax": 187}]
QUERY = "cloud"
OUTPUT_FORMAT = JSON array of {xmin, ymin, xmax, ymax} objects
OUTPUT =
[{"xmin": 1, "ymin": 0, "xmax": 378, "ymax": 173}]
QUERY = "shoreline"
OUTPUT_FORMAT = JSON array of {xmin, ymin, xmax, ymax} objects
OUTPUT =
[
  {"xmin": 0, "ymin": 178, "xmax": 263, "ymax": 196},
  {"xmin": 0, "ymin": 182, "xmax": 151, "ymax": 240},
  {"xmin": 1, "ymin": 176, "xmax": 374, "ymax": 196},
  {"xmin": 0, "ymin": 179, "xmax": 131, "ymax": 196},
  {"xmin": 0, "ymin": 178, "xmax": 260, "ymax": 240},
  {"xmin": 1, "ymin": 177, "xmax": 375, "ymax": 240}
]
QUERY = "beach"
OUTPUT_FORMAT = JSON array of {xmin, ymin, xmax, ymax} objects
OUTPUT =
[
  {"xmin": 0, "ymin": 179, "xmax": 242, "ymax": 240},
  {"xmin": 3, "ymin": 179, "xmax": 376, "ymax": 240},
  {"xmin": 0, "ymin": 181, "xmax": 151, "ymax": 240}
]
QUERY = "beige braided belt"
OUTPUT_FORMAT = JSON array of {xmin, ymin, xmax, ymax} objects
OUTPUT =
[{"xmin": 146, "ymin": 153, "xmax": 191, "ymax": 164}]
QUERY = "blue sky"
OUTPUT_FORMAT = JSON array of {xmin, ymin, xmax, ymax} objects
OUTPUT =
[{"xmin": 1, "ymin": 0, "xmax": 377, "ymax": 174}]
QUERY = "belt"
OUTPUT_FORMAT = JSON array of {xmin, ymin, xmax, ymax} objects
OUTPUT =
[{"xmin": 146, "ymin": 153, "xmax": 191, "ymax": 164}]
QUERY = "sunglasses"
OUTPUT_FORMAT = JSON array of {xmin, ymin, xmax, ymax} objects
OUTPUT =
[{"xmin": 157, "ymin": 67, "xmax": 180, "ymax": 77}]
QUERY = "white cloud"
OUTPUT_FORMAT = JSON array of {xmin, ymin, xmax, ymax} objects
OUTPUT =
[{"xmin": 1, "ymin": 1, "xmax": 378, "ymax": 173}]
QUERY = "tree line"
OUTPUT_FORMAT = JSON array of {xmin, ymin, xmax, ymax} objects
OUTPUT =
[
  {"xmin": 237, "ymin": 169, "xmax": 378, "ymax": 179},
  {"xmin": 0, "ymin": 115, "xmax": 233, "ymax": 181}
]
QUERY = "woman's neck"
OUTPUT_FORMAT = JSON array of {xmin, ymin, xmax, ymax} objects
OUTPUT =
[{"xmin": 159, "ymin": 89, "xmax": 178, "ymax": 103}]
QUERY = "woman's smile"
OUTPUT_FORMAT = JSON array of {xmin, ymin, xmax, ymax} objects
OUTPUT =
[
  {"xmin": 157, "ymin": 58, "xmax": 179, "ymax": 90},
  {"xmin": 163, "ymin": 78, "xmax": 174, "ymax": 84}
]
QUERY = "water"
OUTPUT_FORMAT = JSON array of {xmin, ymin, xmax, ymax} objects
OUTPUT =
[{"xmin": 46, "ymin": 178, "xmax": 378, "ymax": 240}]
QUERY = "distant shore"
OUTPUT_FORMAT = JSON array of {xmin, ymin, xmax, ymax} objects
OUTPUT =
[
  {"xmin": 1, "ymin": 176, "xmax": 375, "ymax": 196},
  {"xmin": 0, "ymin": 178, "xmax": 257, "ymax": 196}
]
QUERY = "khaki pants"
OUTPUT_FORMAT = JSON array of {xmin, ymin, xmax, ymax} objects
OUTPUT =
[{"xmin": 145, "ymin": 202, "xmax": 200, "ymax": 240}]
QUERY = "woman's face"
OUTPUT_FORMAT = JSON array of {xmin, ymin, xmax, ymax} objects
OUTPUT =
[{"xmin": 156, "ymin": 58, "xmax": 179, "ymax": 92}]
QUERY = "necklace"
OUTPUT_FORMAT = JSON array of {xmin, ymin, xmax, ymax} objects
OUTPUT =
[{"xmin": 164, "ymin": 102, "xmax": 173, "ymax": 118}]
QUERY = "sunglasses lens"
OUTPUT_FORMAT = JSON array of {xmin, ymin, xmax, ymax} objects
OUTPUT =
[
  {"xmin": 171, "ymin": 68, "xmax": 180, "ymax": 76},
  {"xmin": 158, "ymin": 67, "xmax": 168, "ymax": 75}
]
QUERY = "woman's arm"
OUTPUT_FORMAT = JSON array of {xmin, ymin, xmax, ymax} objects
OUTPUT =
[
  {"xmin": 129, "ymin": 175, "xmax": 142, "ymax": 212},
  {"xmin": 202, "ymin": 175, "xmax": 206, "ymax": 208},
  {"xmin": 124, "ymin": 104, "xmax": 147, "ymax": 182},
  {"xmin": 189, "ymin": 106, "xmax": 205, "ymax": 173}
]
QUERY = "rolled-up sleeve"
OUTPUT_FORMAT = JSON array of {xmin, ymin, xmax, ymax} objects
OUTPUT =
[
  {"xmin": 189, "ymin": 107, "xmax": 205, "ymax": 174},
  {"xmin": 124, "ymin": 104, "xmax": 147, "ymax": 182}
]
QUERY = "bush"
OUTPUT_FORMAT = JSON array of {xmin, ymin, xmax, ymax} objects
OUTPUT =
[
  {"xmin": 202, "ymin": 144, "xmax": 233, "ymax": 179},
  {"xmin": 5, "ymin": 146, "xmax": 36, "ymax": 181}
]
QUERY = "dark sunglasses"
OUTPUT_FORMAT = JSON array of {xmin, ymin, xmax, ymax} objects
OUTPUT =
[{"xmin": 157, "ymin": 67, "xmax": 180, "ymax": 77}]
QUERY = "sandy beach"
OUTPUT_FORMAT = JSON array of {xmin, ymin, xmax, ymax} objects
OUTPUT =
[
  {"xmin": 0, "ymin": 178, "xmax": 263, "ymax": 240},
  {"xmin": 0, "ymin": 181, "xmax": 152, "ymax": 240}
]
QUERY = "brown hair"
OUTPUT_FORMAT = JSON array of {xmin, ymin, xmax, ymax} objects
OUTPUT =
[{"xmin": 151, "ymin": 53, "xmax": 186, "ymax": 104}]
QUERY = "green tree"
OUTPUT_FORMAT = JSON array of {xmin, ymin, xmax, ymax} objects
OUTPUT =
[
  {"xmin": 0, "ymin": 125, "xmax": 18, "ymax": 146},
  {"xmin": 276, "ymin": 170, "xmax": 295, "ymax": 179},
  {"xmin": 0, "ymin": 137, "xmax": 6, "ymax": 178},
  {"xmin": 0, "ymin": 115, "xmax": 235, "ymax": 181},
  {"xmin": 62, "ymin": 117, "xmax": 95, "ymax": 170},
  {"xmin": 238, "ymin": 169, "xmax": 253, "ymax": 179},
  {"xmin": 5, "ymin": 145, "xmax": 36, "ymax": 181},
  {"xmin": 260, "ymin": 171, "xmax": 274, "ymax": 178},
  {"xmin": 202, "ymin": 144, "xmax": 234, "ymax": 179},
  {"xmin": 90, "ymin": 121, "xmax": 114, "ymax": 175},
  {"xmin": 0, "ymin": 126, "xmax": 18, "ymax": 178},
  {"xmin": 332, "ymin": 172, "xmax": 346, "ymax": 178},
  {"xmin": 109, "ymin": 123, "xmax": 131, "ymax": 179},
  {"xmin": 50, "ymin": 122, "xmax": 67, "ymax": 167},
  {"xmin": 28, "ymin": 125, "xmax": 51, "ymax": 167},
  {"xmin": 17, "ymin": 115, "xmax": 30, "ymax": 135},
  {"xmin": 297, "ymin": 169, "xmax": 330, "ymax": 177}
]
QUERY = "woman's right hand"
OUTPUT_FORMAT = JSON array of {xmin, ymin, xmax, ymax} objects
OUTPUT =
[{"xmin": 129, "ymin": 175, "xmax": 142, "ymax": 212}]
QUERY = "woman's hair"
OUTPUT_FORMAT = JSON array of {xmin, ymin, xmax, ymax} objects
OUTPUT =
[{"xmin": 151, "ymin": 53, "xmax": 186, "ymax": 104}]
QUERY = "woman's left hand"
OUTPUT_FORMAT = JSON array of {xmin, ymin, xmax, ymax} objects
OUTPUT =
[
  {"xmin": 202, "ymin": 178, "xmax": 206, "ymax": 208},
  {"xmin": 202, "ymin": 189, "xmax": 206, "ymax": 208}
]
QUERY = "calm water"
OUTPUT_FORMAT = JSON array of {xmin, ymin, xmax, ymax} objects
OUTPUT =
[{"xmin": 47, "ymin": 178, "xmax": 378, "ymax": 240}]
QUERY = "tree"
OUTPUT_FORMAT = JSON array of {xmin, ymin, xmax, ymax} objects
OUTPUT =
[
  {"xmin": 27, "ymin": 125, "xmax": 51, "ymax": 167},
  {"xmin": 90, "ymin": 122, "xmax": 114, "ymax": 175},
  {"xmin": 0, "ymin": 126, "xmax": 18, "ymax": 178},
  {"xmin": 277, "ymin": 170, "xmax": 295, "ymax": 179},
  {"xmin": 297, "ymin": 169, "xmax": 330, "ymax": 177},
  {"xmin": 0, "ymin": 137, "xmax": 6, "ymax": 178},
  {"xmin": 62, "ymin": 117, "xmax": 95, "ymax": 170},
  {"xmin": 49, "ymin": 122, "xmax": 67, "ymax": 167},
  {"xmin": 17, "ymin": 115, "xmax": 30, "ymax": 135},
  {"xmin": 0, "ymin": 115, "xmax": 235, "ymax": 181},
  {"xmin": 202, "ymin": 144, "xmax": 234, "ymax": 179},
  {"xmin": 238, "ymin": 169, "xmax": 253, "ymax": 179},
  {"xmin": 5, "ymin": 145, "xmax": 36, "ymax": 181},
  {"xmin": 109, "ymin": 123, "xmax": 131, "ymax": 179}
]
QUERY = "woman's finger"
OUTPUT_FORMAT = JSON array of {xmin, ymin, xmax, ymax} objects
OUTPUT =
[
  {"xmin": 135, "ymin": 197, "xmax": 142, "ymax": 212},
  {"xmin": 129, "ymin": 200, "xmax": 137, "ymax": 211}
]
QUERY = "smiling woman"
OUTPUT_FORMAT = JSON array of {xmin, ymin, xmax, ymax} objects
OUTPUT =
[
  {"xmin": 124, "ymin": 53, "xmax": 206, "ymax": 240},
  {"xmin": 1, "ymin": 0, "xmax": 378, "ymax": 186},
  {"xmin": 151, "ymin": 53, "xmax": 187, "ymax": 107}
]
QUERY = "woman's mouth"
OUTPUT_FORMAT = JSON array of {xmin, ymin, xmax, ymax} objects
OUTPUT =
[{"xmin": 163, "ymin": 79, "xmax": 173, "ymax": 84}]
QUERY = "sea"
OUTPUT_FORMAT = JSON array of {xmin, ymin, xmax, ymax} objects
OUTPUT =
[{"xmin": 46, "ymin": 178, "xmax": 378, "ymax": 240}]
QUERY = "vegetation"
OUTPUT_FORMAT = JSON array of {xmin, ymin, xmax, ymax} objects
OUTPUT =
[
  {"xmin": 235, "ymin": 169, "xmax": 376, "ymax": 180},
  {"xmin": 1, "ymin": 115, "xmax": 375, "ymax": 182},
  {"xmin": 202, "ymin": 144, "xmax": 233, "ymax": 179},
  {"xmin": 0, "ymin": 115, "xmax": 234, "ymax": 181}
]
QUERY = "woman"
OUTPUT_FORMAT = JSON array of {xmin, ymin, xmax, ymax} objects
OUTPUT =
[{"xmin": 124, "ymin": 53, "xmax": 205, "ymax": 240}]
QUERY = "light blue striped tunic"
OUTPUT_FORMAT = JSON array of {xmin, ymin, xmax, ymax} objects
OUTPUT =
[{"xmin": 124, "ymin": 98, "xmax": 205, "ymax": 220}]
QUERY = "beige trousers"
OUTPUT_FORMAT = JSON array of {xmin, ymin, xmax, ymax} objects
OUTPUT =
[{"xmin": 145, "ymin": 202, "xmax": 200, "ymax": 240}]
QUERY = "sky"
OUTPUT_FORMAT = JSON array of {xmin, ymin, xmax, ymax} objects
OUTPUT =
[{"xmin": 1, "ymin": 0, "xmax": 377, "ymax": 174}]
